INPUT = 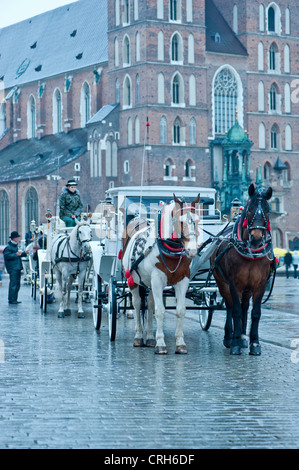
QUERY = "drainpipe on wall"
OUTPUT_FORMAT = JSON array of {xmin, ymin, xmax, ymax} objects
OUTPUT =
[{"xmin": 15, "ymin": 180, "xmax": 18, "ymax": 231}]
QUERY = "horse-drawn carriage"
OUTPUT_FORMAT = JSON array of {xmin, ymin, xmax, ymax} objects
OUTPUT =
[{"xmin": 89, "ymin": 186, "xmax": 228, "ymax": 344}]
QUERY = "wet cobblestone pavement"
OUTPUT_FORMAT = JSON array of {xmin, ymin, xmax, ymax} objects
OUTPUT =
[{"xmin": 0, "ymin": 274, "xmax": 298, "ymax": 449}]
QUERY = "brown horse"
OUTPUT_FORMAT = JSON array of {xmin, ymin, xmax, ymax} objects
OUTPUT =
[
  {"xmin": 120, "ymin": 194, "xmax": 201, "ymax": 354},
  {"xmin": 211, "ymin": 184, "xmax": 274, "ymax": 355}
]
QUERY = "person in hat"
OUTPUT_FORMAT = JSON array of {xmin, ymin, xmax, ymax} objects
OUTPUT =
[
  {"xmin": 59, "ymin": 179, "xmax": 83, "ymax": 227},
  {"xmin": 3, "ymin": 231, "xmax": 29, "ymax": 304}
]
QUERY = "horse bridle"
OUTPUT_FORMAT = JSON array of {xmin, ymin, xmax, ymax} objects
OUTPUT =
[
  {"xmin": 76, "ymin": 224, "xmax": 92, "ymax": 245},
  {"xmin": 173, "ymin": 206, "xmax": 200, "ymax": 241}
]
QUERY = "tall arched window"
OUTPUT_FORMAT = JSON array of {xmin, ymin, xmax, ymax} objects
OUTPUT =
[
  {"xmin": 0, "ymin": 190, "xmax": 9, "ymax": 245},
  {"xmin": 173, "ymin": 117, "xmax": 181, "ymax": 144},
  {"xmin": 189, "ymin": 117, "xmax": 196, "ymax": 144},
  {"xmin": 170, "ymin": 0, "xmax": 181, "ymax": 22},
  {"xmin": 25, "ymin": 187, "xmax": 39, "ymax": 230},
  {"xmin": 112, "ymin": 142, "xmax": 118, "ymax": 176},
  {"xmin": 285, "ymin": 124, "xmax": 292, "ymax": 150},
  {"xmin": 188, "ymin": 34, "xmax": 194, "ymax": 63},
  {"xmin": 284, "ymin": 44, "xmax": 290, "ymax": 73},
  {"xmin": 115, "ymin": 78, "xmax": 120, "ymax": 102},
  {"xmin": 268, "ymin": 6, "xmax": 275, "ymax": 32},
  {"xmin": 115, "ymin": 0, "xmax": 120, "ymax": 26},
  {"xmin": 123, "ymin": 35, "xmax": 130, "ymax": 66},
  {"xmin": 80, "ymin": 82, "xmax": 90, "ymax": 127},
  {"xmin": 53, "ymin": 88, "xmax": 62, "ymax": 134},
  {"xmin": 106, "ymin": 141, "xmax": 111, "ymax": 176},
  {"xmin": 270, "ymin": 124, "xmax": 279, "ymax": 149},
  {"xmin": 114, "ymin": 37, "xmax": 119, "ymax": 66},
  {"xmin": 189, "ymin": 74, "xmax": 196, "ymax": 106},
  {"xmin": 135, "ymin": 32, "xmax": 140, "ymax": 61},
  {"xmin": 27, "ymin": 95, "xmax": 36, "ymax": 138},
  {"xmin": 160, "ymin": 116, "xmax": 167, "ymax": 143},
  {"xmin": 269, "ymin": 43, "xmax": 277, "ymax": 71},
  {"xmin": 158, "ymin": 73, "xmax": 165, "ymax": 104},
  {"xmin": 258, "ymin": 81, "xmax": 265, "ymax": 111},
  {"xmin": 0, "ymin": 102, "xmax": 6, "ymax": 135},
  {"xmin": 258, "ymin": 42, "xmax": 264, "ymax": 71},
  {"xmin": 136, "ymin": 74, "xmax": 140, "ymax": 104},
  {"xmin": 259, "ymin": 122, "xmax": 266, "ymax": 148},
  {"xmin": 123, "ymin": 75, "xmax": 132, "ymax": 108},
  {"xmin": 171, "ymin": 33, "xmax": 183, "ymax": 62},
  {"xmin": 128, "ymin": 117, "xmax": 133, "ymax": 145},
  {"xmin": 259, "ymin": 4, "xmax": 265, "ymax": 31},
  {"xmin": 123, "ymin": 0, "xmax": 130, "ymax": 24},
  {"xmin": 158, "ymin": 30, "xmax": 164, "ymax": 60},
  {"xmin": 270, "ymin": 84, "xmax": 277, "ymax": 111},
  {"xmin": 214, "ymin": 67, "xmax": 238, "ymax": 134},
  {"xmin": 135, "ymin": 116, "xmax": 140, "ymax": 144},
  {"xmin": 284, "ymin": 83, "xmax": 291, "ymax": 113},
  {"xmin": 172, "ymin": 73, "xmax": 184, "ymax": 105}
]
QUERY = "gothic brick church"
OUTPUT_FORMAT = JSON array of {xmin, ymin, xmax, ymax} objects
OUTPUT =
[{"xmin": 0, "ymin": 0, "xmax": 298, "ymax": 249}]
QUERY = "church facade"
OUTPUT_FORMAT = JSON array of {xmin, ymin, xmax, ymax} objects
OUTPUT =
[{"xmin": 0, "ymin": 0, "xmax": 298, "ymax": 249}]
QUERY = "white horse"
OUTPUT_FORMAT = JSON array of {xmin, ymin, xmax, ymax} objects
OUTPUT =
[
  {"xmin": 120, "ymin": 194, "xmax": 202, "ymax": 354},
  {"xmin": 50, "ymin": 222, "xmax": 92, "ymax": 318}
]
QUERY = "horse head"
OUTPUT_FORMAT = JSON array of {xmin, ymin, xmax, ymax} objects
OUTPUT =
[
  {"xmin": 242, "ymin": 184, "xmax": 272, "ymax": 248},
  {"xmin": 172, "ymin": 193, "xmax": 201, "ymax": 258},
  {"xmin": 75, "ymin": 222, "xmax": 92, "ymax": 255}
]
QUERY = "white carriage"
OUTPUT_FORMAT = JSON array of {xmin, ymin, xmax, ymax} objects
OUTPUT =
[{"xmin": 90, "ymin": 186, "xmax": 228, "ymax": 341}]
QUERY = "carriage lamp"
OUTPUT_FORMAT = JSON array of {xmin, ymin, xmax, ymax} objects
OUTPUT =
[
  {"xmin": 230, "ymin": 198, "xmax": 242, "ymax": 220},
  {"xmin": 30, "ymin": 220, "xmax": 36, "ymax": 234},
  {"xmin": 103, "ymin": 198, "xmax": 115, "ymax": 238},
  {"xmin": 45, "ymin": 209, "xmax": 52, "ymax": 229}
]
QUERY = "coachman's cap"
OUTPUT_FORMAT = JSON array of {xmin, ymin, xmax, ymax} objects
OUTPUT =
[
  {"xmin": 10, "ymin": 231, "xmax": 21, "ymax": 239},
  {"xmin": 66, "ymin": 179, "xmax": 77, "ymax": 186}
]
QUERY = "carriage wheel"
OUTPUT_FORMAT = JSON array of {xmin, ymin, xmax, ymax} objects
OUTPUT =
[
  {"xmin": 92, "ymin": 273, "xmax": 102, "ymax": 330},
  {"xmin": 33, "ymin": 273, "xmax": 37, "ymax": 301},
  {"xmin": 108, "ymin": 276, "xmax": 117, "ymax": 341},
  {"xmin": 199, "ymin": 308, "xmax": 213, "ymax": 331},
  {"xmin": 43, "ymin": 277, "xmax": 48, "ymax": 313}
]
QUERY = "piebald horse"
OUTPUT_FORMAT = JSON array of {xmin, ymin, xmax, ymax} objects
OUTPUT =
[
  {"xmin": 50, "ymin": 222, "xmax": 92, "ymax": 318},
  {"xmin": 120, "ymin": 194, "xmax": 201, "ymax": 354},
  {"xmin": 211, "ymin": 184, "xmax": 274, "ymax": 355}
]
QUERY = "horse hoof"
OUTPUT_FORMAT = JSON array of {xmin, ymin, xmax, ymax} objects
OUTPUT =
[
  {"xmin": 145, "ymin": 339, "xmax": 156, "ymax": 348},
  {"xmin": 58, "ymin": 312, "xmax": 64, "ymax": 318},
  {"xmin": 78, "ymin": 313, "xmax": 85, "ymax": 319},
  {"xmin": 134, "ymin": 338, "xmax": 144, "ymax": 347},
  {"xmin": 241, "ymin": 338, "xmax": 248, "ymax": 348},
  {"xmin": 223, "ymin": 338, "xmax": 232, "ymax": 348},
  {"xmin": 155, "ymin": 346, "xmax": 168, "ymax": 355},
  {"xmin": 249, "ymin": 343, "xmax": 261, "ymax": 355},
  {"xmin": 64, "ymin": 309, "xmax": 71, "ymax": 316},
  {"xmin": 175, "ymin": 345, "xmax": 188, "ymax": 354},
  {"xmin": 230, "ymin": 345, "xmax": 242, "ymax": 355}
]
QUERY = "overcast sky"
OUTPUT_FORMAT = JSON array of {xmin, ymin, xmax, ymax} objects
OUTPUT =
[{"xmin": 0, "ymin": 0, "xmax": 77, "ymax": 28}]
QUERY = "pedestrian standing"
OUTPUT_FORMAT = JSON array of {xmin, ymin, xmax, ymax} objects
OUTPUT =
[
  {"xmin": 284, "ymin": 251, "xmax": 293, "ymax": 279},
  {"xmin": 59, "ymin": 179, "xmax": 83, "ymax": 227},
  {"xmin": 292, "ymin": 250, "xmax": 299, "ymax": 279},
  {"xmin": 3, "ymin": 231, "xmax": 29, "ymax": 304}
]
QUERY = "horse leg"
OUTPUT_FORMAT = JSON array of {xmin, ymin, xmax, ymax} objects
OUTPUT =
[
  {"xmin": 241, "ymin": 292, "xmax": 250, "ymax": 348},
  {"xmin": 77, "ymin": 274, "xmax": 85, "ymax": 318},
  {"xmin": 230, "ymin": 287, "xmax": 243, "ymax": 355},
  {"xmin": 174, "ymin": 278, "xmax": 189, "ymax": 354},
  {"xmin": 145, "ymin": 290, "xmax": 155, "ymax": 347},
  {"xmin": 223, "ymin": 302, "xmax": 233, "ymax": 348},
  {"xmin": 56, "ymin": 270, "xmax": 65, "ymax": 318},
  {"xmin": 131, "ymin": 287, "xmax": 144, "ymax": 347},
  {"xmin": 63, "ymin": 275, "xmax": 73, "ymax": 316},
  {"xmin": 249, "ymin": 295, "xmax": 263, "ymax": 355},
  {"xmin": 151, "ymin": 273, "xmax": 167, "ymax": 354}
]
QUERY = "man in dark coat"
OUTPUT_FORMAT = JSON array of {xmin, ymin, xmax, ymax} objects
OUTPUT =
[
  {"xmin": 3, "ymin": 231, "xmax": 29, "ymax": 304},
  {"xmin": 284, "ymin": 251, "xmax": 293, "ymax": 279},
  {"xmin": 59, "ymin": 179, "xmax": 83, "ymax": 227}
]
